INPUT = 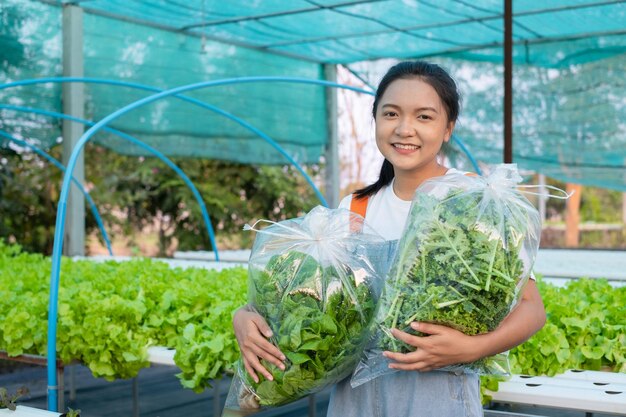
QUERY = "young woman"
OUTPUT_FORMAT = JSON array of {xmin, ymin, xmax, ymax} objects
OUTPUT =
[{"xmin": 233, "ymin": 61, "xmax": 546, "ymax": 416}]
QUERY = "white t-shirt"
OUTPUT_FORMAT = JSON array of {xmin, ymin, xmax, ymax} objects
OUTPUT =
[{"xmin": 338, "ymin": 168, "xmax": 464, "ymax": 241}]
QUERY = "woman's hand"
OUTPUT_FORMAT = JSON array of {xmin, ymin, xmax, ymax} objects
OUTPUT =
[
  {"xmin": 233, "ymin": 307, "xmax": 286, "ymax": 383},
  {"xmin": 383, "ymin": 322, "xmax": 477, "ymax": 372}
]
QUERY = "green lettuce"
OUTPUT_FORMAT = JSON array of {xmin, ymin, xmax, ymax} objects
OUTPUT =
[
  {"xmin": 377, "ymin": 189, "xmax": 528, "ymax": 374},
  {"xmin": 243, "ymin": 251, "xmax": 375, "ymax": 407}
]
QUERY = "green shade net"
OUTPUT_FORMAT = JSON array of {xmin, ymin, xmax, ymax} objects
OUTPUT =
[
  {"xmin": 349, "ymin": 55, "xmax": 626, "ymax": 191},
  {"xmin": 50, "ymin": 0, "xmax": 626, "ymax": 67},
  {"xmin": 1, "ymin": 0, "xmax": 625, "ymax": 190},
  {"xmin": 0, "ymin": 0, "xmax": 328, "ymax": 164}
]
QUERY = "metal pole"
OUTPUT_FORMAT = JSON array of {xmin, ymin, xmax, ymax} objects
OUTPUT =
[
  {"xmin": 324, "ymin": 64, "xmax": 340, "ymax": 208},
  {"xmin": 504, "ymin": 0, "xmax": 513, "ymax": 163},
  {"xmin": 69, "ymin": 365, "xmax": 76, "ymax": 402},
  {"xmin": 538, "ymin": 173, "xmax": 547, "ymax": 223},
  {"xmin": 62, "ymin": 4, "xmax": 85, "ymax": 257},
  {"xmin": 132, "ymin": 377, "xmax": 139, "ymax": 417},
  {"xmin": 56, "ymin": 363, "xmax": 65, "ymax": 412},
  {"xmin": 308, "ymin": 394, "xmax": 317, "ymax": 417},
  {"xmin": 213, "ymin": 378, "xmax": 221, "ymax": 417}
]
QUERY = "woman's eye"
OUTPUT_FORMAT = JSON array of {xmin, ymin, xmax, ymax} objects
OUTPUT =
[
  {"xmin": 383, "ymin": 111, "xmax": 397, "ymax": 117},
  {"xmin": 417, "ymin": 114, "xmax": 432, "ymax": 120}
]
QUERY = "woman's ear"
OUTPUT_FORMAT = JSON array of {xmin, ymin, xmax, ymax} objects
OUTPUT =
[{"xmin": 444, "ymin": 121, "xmax": 456, "ymax": 142}]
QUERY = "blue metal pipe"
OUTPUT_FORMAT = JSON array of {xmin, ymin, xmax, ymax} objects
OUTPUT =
[
  {"xmin": 451, "ymin": 134, "xmax": 483, "ymax": 175},
  {"xmin": 0, "ymin": 130, "xmax": 113, "ymax": 255},
  {"xmin": 0, "ymin": 104, "xmax": 219, "ymax": 263}
]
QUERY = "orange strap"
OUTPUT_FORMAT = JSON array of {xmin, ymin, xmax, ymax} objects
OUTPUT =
[
  {"xmin": 349, "ymin": 194, "xmax": 369, "ymax": 218},
  {"xmin": 349, "ymin": 194, "xmax": 369, "ymax": 233}
]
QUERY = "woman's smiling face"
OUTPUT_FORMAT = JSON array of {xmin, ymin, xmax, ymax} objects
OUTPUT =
[{"xmin": 375, "ymin": 77, "xmax": 454, "ymax": 176}]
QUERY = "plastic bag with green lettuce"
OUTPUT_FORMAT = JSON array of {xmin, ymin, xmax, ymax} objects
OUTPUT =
[
  {"xmin": 351, "ymin": 164, "xmax": 542, "ymax": 387},
  {"xmin": 224, "ymin": 206, "xmax": 388, "ymax": 413}
]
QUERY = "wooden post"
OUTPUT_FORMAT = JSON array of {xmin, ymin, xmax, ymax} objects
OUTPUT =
[
  {"xmin": 503, "ymin": 0, "xmax": 513, "ymax": 163},
  {"xmin": 565, "ymin": 183, "xmax": 583, "ymax": 247},
  {"xmin": 623, "ymin": 193, "xmax": 626, "ymax": 225}
]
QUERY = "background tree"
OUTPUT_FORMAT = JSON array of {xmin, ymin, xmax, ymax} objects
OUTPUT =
[{"xmin": 0, "ymin": 143, "xmax": 319, "ymax": 256}]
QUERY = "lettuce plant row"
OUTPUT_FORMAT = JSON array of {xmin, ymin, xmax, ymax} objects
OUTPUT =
[
  {"xmin": 0, "ymin": 242, "xmax": 623, "ymax": 396},
  {"xmin": 0, "ymin": 241, "xmax": 246, "ymax": 389}
]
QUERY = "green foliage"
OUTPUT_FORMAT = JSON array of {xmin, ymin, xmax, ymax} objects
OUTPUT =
[
  {"xmin": 173, "ymin": 268, "xmax": 247, "ymax": 391},
  {"xmin": 0, "ymin": 240, "xmax": 247, "ymax": 386},
  {"xmin": 0, "ymin": 149, "xmax": 63, "ymax": 254},
  {"xmin": 242, "ymin": 251, "xmax": 376, "ymax": 407},
  {"xmin": 481, "ymin": 277, "xmax": 626, "ymax": 404},
  {"xmin": 85, "ymin": 147, "xmax": 319, "ymax": 254},
  {"xmin": 60, "ymin": 407, "xmax": 81, "ymax": 417},
  {"xmin": 377, "ymin": 189, "xmax": 527, "ymax": 374},
  {"xmin": 540, "ymin": 177, "xmax": 623, "ymax": 224},
  {"xmin": 2, "ymin": 241, "xmax": 623, "ymax": 403},
  {"xmin": 0, "ymin": 145, "xmax": 318, "ymax": 255},
  {"xmin": 0, "ymin": 386, "xmax": 28, "ymax": 411},
  {"xmin": 509, "ymin": 277, "xmax": 626, "ymax": 376}
]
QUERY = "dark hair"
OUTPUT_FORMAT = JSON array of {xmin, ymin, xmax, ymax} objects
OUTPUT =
[{"xmin": 354, "ymin": 61, "xmax": 460, "ymax": 199}]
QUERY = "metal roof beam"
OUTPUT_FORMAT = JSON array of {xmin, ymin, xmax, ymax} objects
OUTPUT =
[
  {"xmin": 35, "ymin": 0, "xmax": 326, "ymax": 63},
  {"xmin": 181, "ymin": 0, "xmax": 386, "ymax": 30},
  {"xmin": 411, "ymin": 28, "xmax": 626, "ymax": 60},
  {"xmin": 515, "ymin": 0, "xmax": 626, "ymax": 18},
  {"xmin": 261, "ymin": 0, "xmax": 624, "ymax": 48}
]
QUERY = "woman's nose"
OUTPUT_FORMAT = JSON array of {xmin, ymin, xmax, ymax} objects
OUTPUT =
[{"xmin": 395, "ymin": 118, "xmax": 415, "ymax": 137}]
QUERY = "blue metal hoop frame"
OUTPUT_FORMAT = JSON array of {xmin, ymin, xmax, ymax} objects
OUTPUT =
[{"xmin": 0, "ymin": 103, "xmax": 220, "ymax": 262}]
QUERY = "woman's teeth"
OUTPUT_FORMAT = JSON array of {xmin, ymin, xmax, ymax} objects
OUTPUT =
[{"xmin": 393, "ymin": 144, "xmax": 420, "ymax": 150}]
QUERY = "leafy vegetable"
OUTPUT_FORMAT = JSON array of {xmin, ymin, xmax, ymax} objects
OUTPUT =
[
  {"xmin": 376, "ymin": 188, "xmax": 530, "ymax": 374},
  {"xmin": 482, "ymin": 277, "xmax": 626, "ymax": 405},
  {"xmin": 510, "ymin": 277, "xmax": 626, "ymax": 375},
  {"xmin": 0, "ymin": 386, "xmax": 28, "ymax": 411},
  {"xmin": 60, "ymin": 407, "xmax": 81, "ymax": 417},
  {"xmin": 0, "ymin": 240, "xmax": 247, "ymax": 390},
  {"xmin": 241, "ymin": 251, "xmax": 375, "ymax": 407}
]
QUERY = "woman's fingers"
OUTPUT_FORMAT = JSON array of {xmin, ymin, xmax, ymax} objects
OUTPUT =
[
  {"xmin": 389, "ymin": 360, "xmax": 433, "ymax": 372},
  {"xmin": 384, "ymin": 349, "xmax": 423, "ymax": 364},
  {"xmin": 233, "ymin": 309, "xmax": 287, "ymax": 381},
  {"xmin": 383, "ymin": 324, "xmax": 474, "ymax": 370},
  {"xmin": 244, "ymin": 351, "xmax": 275, "ymax": 382},
  {"xmin": 251, "ymin": 314, "xmax": 274, "ymax": 338},
  {"xmin": 388, "ymin": 327, "xmax": 426, "ymax": 348},
  {"xmin": 245, "ymin": 333, "xmax": 286, "ymax": 369},
  {"xmin": 242, "ymin": 356, "xmax": 260, "ymax": 383}
]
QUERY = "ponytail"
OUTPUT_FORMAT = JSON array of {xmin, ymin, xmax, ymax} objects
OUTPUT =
[{"xmin": 353, "ymin": 159, "xmax": 394, "ymax": 199}]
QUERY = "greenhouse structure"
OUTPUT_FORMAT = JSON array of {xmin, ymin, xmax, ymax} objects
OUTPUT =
[{"xmin": 1, "ymin": 1, "xmax": 625, "ymax": 416}]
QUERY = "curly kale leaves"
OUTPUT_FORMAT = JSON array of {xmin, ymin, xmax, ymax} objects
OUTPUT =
[
  {"xmin": 244, "ymin": 251, "xmax": 375, "ymax": 406},
  {"xmin": 378, "ymin": 190, "xmax": 527, "ymax": 374}
]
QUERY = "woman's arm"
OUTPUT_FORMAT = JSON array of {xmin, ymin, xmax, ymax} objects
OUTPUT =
[
  {"xmin": 383, "ymin": 280, "xmax": 546, "ymax": 371},
  {"xmin": 233, "ymin": 306, "xmax": 286, "ymax": 382}
]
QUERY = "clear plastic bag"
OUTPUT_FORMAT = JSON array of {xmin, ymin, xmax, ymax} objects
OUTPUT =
[
  {"xmin": 351, "ymin": 164, "xmax": 541, "ymax": 387},
  {"xmin": 223, "ymin": 206, "xmax": 386, "ymax": 414}
]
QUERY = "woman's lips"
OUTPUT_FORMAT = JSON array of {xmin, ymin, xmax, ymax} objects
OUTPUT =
[{"xmin": 392, "ymin": 143, "xmax": 421, "ymax": 154}]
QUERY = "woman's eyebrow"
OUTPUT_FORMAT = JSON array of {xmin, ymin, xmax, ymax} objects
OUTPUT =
[
  {"xmin": 414, "ymin": 106, "xmax": 439, "ymax": 113},
  {"xmin": 381, "ymin": 103, "xmax": 439, "ymax": 113}
]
